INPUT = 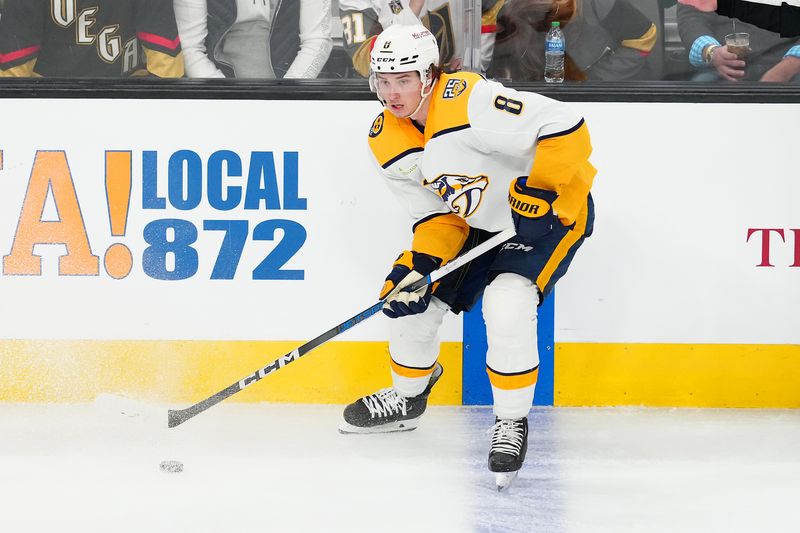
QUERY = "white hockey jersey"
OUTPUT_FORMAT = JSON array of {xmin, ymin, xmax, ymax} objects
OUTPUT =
[{"xmin": 367, "ymin": 71, "xmax": 596, "ymax": 262}]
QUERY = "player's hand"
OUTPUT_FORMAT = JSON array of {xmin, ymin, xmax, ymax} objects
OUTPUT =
[
  {"xmin": 508, "ymin": 177, "xmax": 559, "ymax": 241},
  {"xmin": 678, "ymin": 0, "xmax": 717, "ymax": 12},
  {"xmin": 380, "ymin": 251, "xmax": 442, "ymax": 319},
  {"xmin": 711, "ymin": 46, "xmax": 746, "ymax": 81}
]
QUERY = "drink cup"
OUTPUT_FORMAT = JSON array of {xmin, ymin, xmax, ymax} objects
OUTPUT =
[{"xmin": 725, "ymin": 33, "xmax": 751, "ymax": 60}]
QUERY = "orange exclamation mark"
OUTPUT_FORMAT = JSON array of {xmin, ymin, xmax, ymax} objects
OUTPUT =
[{"xmin": 104, "ymin": 151, "xmax": 133, "ymax": 279}]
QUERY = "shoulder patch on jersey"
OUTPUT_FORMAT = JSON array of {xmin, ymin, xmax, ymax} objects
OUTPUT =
[
  {"xmin": 424, "ymin": 71, "xmax": 484, "ymax": 143},
  {"xmin": 368, "ymin": 110, "xmax": 425, "ymax": 168},
  {"xmin": 443, "ymin": 78, "xmax": 468, "ymax": 100},
  {"xmin": 389, "ymin": 0, "xmax": 403, "ymax": 15},
  {"xmin": 369, "ymin": 113, "xmax": 385, "ymax": 138}
]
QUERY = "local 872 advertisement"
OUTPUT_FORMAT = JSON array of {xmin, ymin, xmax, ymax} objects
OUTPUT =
[{"xmin": 0, "ymin": 148, "xmax": 308, "ymax": 282}]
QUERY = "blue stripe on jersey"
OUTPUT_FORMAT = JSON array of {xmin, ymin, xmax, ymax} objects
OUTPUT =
[
  {"xmin": 382, "ymin": 147, "xmax": 424, "ymax": 169},
  {"xmin": 430, "ymin": 124, "xmax": 471, "ymax": 139},
  {"xmin": 538, "ymin": 118, "xmax": 585, "ymax": 141}
]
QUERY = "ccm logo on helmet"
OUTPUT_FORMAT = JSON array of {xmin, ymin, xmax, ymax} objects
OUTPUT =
[{"xmin": 412, "ymin": 30, "xmax": 432, "ymax": 39}]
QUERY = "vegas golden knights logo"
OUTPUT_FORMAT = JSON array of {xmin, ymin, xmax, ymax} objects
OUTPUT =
[
  {"xmin": 423, "ymin": 4, "xmax": 456, "ymax": 65},
  {"xmin": 423, "ymin": 173, "xmax": 489, "ymax": 218}
]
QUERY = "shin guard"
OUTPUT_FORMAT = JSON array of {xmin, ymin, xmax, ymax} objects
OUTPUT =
[{"xmin": 483, "ymin": 273, "xmax": 540, "ymax": 419}]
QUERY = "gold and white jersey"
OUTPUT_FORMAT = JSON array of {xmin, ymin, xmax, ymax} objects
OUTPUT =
[{"xmin": 368, "ymin": 71, "xmax": 596, "ymax": 261}]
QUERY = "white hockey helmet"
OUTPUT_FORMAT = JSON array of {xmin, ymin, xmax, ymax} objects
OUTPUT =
[{"xmin": 369, "ymin": 23, "xmax": 440, "ymax": 96}]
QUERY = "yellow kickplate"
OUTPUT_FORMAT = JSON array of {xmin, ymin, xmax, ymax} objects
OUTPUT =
[
  {"xmin": 555, "ymin": 343, "xmax": 800, "ymax": 408},
  {"xmin": 0, "ymin": 339, "xmax": 463, "ymax": 405}
]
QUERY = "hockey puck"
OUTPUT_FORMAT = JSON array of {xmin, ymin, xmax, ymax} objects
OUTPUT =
[{"xmin": 159, "ymin": 460, "xmax": 184, "ymax": 473}]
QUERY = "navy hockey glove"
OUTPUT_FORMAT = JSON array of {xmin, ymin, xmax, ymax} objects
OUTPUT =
[
  {"xmin": 508, "ymin": 177, "xmax": 560, "ymax": 241},
  {"xmin": 379, "ymin": 251, "xmax": 442, "ymax": 319}
]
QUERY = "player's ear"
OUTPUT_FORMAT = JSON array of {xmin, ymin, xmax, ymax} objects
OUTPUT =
[{"xmin": 424, "ymin": 66, "xmax": 436, "ymax": 87}]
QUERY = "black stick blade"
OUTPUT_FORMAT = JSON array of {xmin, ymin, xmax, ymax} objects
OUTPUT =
[{"xmin": 168, "ymin": 409, "xmax": 189, "ymax": 428}]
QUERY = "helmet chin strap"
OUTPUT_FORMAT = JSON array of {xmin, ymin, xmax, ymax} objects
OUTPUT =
[{"xmin": 406, "ymin": 82, "xmax": 434, "ymax": 120}]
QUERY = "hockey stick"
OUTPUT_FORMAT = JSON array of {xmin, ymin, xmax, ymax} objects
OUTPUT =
[{"xmin": 167, "ymin": 227, "xmax": 516, "ymax": 428}]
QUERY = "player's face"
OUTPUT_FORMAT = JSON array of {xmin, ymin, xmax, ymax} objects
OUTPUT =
[{"xmin": 375, "ymin": 72, "xmax": 423, "ymax": 118}]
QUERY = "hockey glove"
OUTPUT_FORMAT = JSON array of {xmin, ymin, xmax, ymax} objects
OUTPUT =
[
  {"xmin": 380, "ymin": 251, "xmax": 442, "ymax": 319},
  {"xmin": 508, "ymin": 177, "xmax": 560, "ymax": 241}
]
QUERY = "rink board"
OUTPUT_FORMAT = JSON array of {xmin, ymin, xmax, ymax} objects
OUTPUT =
[
  {"xmin": 0, "ymin": 99, "xmax": 798, "ymax": 407},
  {"xmin": 0, "ymin": 339, "xmax": 463, "ymax": 404}
]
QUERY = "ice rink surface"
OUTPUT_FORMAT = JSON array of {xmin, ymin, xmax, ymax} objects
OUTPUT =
[{"xmin": 1, "ymin": 401, "xmax": 799, "ymax": 533}]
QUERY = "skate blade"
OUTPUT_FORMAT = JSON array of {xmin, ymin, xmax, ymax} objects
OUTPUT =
[
  {"xmin": 495, "ymin": 471, "xmax": 519, "ymax": 492},
  {"xmin": 338, "ymin": 419, "xmax": 420, "ymax": 434}
]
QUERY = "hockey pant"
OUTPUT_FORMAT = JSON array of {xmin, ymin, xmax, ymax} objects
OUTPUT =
[{"xmin": 388, "ymin": 272, "xmax": 539, "ymax": 420}]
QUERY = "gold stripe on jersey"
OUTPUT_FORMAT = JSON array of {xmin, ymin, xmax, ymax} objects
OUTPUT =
[
  {"xmin": 487, "ymin": 365, "xmax": 539, "ymax": 390},
  {"xmin": 529, "ymin": 120, "xmax": 596, "ymax": 226},
  {"xmin": 352, "ymin": 37, "xmax": 375, "ymax": 78},
  {"xmin": 536, "ymin": 199, "xmax": 589, "ymax": 291},
  {"xmin": 412, "ymin": 213, "xmax": 470, "ymax": 263},
  {"xmin": 482, "ymin": 0, "xmax": 505, "ymax": 27},
  {"xmin": 390, "ymin": 358, "xmax": 437, "ymax": 379},
  {"xmin": 622, "ymin": 23, "xmax": 657, "ymax": 53},
  {"xmin": 143, "ymin": 48, "xmax": 185, "ymax": 78},
  {"xmin": 0, "ymin": 59, "xmax": 37, "ymax": 77},
  {"xmin": 368, "ymin": 111, "xmax": 425, "ymax": 168},
  {"xmin": 423, "ymin": 71, "xmax": 483, "ymax": 143}
]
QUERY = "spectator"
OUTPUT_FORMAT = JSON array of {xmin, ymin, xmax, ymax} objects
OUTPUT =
[
  {"xmin": 678, "ymin": 0, "xmax": 800, "ymax": 37},
  {"xmin": 487, "ymin": 0, "xmax": 658, "ymax": 82},
  {"xmin": 173, "ymin": 0, "xmax": 332, "ymax": 79},
  {"xmin": 678, "ymin": 4, "xmax": 800, "ymax": 81},
  {"xmin": 0, "ymin": 0, "xmax": 184, "ymax": 77},
  {"xmin": 338, "ymin": 0, "xmax": 503, "ymax": 77}
]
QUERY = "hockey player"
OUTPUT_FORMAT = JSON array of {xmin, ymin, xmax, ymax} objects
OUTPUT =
[
  {"xmin": 0, "ymin": 0, "xmax": 184, "ymax": 77},
  {"xmin": 339, "ymin": 23, "xmax": 596, "ymax": 490}
]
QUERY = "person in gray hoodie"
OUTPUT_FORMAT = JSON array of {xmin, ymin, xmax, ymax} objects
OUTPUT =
[{"xmin": 487, "ymin": 0, "xmax": 659, "ymax": 82}]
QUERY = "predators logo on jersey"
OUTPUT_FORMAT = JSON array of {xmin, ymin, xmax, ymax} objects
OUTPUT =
[
  {"xmin": 424, "ymin": 173, "xmax": 489, "ymax": 218},
  {"xmin": 443, "ymin": 78, "xmax": 467, "ymax": 99},
  {"xmin": 369, "ymin": 114, "xmax": 385, "ymax": 138}
]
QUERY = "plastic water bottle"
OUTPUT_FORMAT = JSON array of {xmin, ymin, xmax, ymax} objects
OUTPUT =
[{"xmin": 544, "ymin": 21, "xmax": 565, "ymax": 83}]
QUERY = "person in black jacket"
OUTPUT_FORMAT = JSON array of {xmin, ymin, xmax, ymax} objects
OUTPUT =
[
  {"xmin": 0, "ymin": 0, "xmax": 184, "ymax": 77},
  {"xmin": 678, "ymin": 0, "xmax": 800, "ymax": 37}
]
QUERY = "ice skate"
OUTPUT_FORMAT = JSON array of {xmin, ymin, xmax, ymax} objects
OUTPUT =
[
  {"xmin": 338, "ymin": 363, "xmax": 443, "ymax": 434},
  {"xmin": 488, "ymin": 417, "xmax": 528, "ymax": 491}
]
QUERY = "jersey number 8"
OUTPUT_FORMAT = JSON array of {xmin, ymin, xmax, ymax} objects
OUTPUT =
[{"xmin": 494, "ymin": 95, "xmax": 524, "ymax": 116}]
